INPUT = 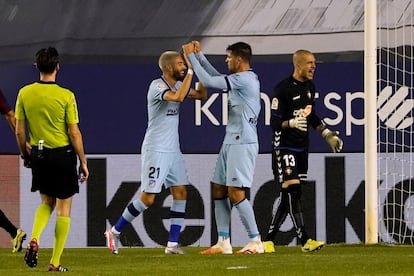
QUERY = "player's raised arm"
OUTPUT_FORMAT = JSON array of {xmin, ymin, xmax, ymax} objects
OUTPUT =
[
  {"xmin": 187, "ymin": 54, "xmax": 227, "ymax": 90},
  {"xmin": 182, "ymin": 44, "xmax": 207, "ymax": 100},
  {"xmin": 191, "ymin": 41, "xmax": 222, "ymax": 76}
]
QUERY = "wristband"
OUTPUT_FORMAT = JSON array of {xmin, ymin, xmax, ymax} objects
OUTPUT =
[
  {"xmin": 187, "ymin": 68, "xmax": 193, "ymax": 75},
  {"xmin": 321, "ymin": 128, "xmax": 330, "ymax": 138}
]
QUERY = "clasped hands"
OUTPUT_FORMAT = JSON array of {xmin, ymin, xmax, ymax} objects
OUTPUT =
[{"xmin": 182, "ymin": 41, "xmax": 201, "ymax": 57}]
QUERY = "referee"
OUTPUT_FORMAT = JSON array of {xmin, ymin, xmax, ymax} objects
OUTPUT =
[{"xmin": 15, "ymin": 47, "xmax": 89, "ymax": 272}]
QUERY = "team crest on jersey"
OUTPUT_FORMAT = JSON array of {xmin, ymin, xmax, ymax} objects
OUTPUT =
[
  {"xmin": 157, "ymin": 82, "xmax": 167, "ymax": 91},
  {"xmin": 285, "ymin": 167, "xmax": 292, "ymax": 175},
  {"xmin": 307, "ymin": 90, "xmax": 311, "ymax": 99},
  {"xmin": 149, "ymin": 179, "xmax": 156, "ymax": 188},
  {"xmin": 271, "ymin": 97, "xmax": 279, "ymax": 110}
]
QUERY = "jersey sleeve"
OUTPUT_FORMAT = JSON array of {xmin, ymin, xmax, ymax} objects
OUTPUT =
[
  {"xmin": 197, "ymin": 52, "xmax": 222, "ymax": 76},
  {"xmin": 150, "ymin": 79, "xmax": 170, "ymax": 101},
  {"xmin": 226, "ymin": 73, "xmax": 247, "ymax": 92},
  {"xmin": 188, "ymin": 53, "xmax": 228, "ymax": 90},
  {"xmin": 307, "ymin": 82, "xmax": 323, "ymax": 129},
  {"xmin": 14, "ymin": 91, "xmax": 26, "ymax": 120},
  {"xmin": 270, "ymin": 83, "xmax": 285, "ymax": 131},
  {"xmin": 66, "ymin": 93, "xmax": 79, "ymax": 124}
]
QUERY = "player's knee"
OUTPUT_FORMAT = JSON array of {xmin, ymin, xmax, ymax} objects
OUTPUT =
[
  {"xmin": 171, "ymin": 185, "xmax": 187, "ymax": 200},
  {"xmin": 140, "ymin": 192, "xmax": 156, "ymax": 207},
  {"xmin": 211, "ymin": 182, "xmax": 228, "ymax": 199},
  {"xmin": 227, "ymin": 187, "xmax": 246, "ymax": 204},
  {"xmin": 41, "ymin": 194, "xmax": 56, "ymax": 209}
]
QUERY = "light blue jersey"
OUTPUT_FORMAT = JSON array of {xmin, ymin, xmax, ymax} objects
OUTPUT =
[
  {"xmin": 189, "ymin": 52, "xmax": 261, "ymax": 188},
  {"xmin": 190, "ymin": 49, "xmax": 261, "ymax": 240},
  {"xmin": 189, "ymin": 53, "xmax": 261, "ymax": 145},
  {"xmin": 223, "ymin": 71, "xmax": 260, "ymax": 144},
  {"xmin": 141, "ymin": 77, "xmax": 183, "ymax": 152}
]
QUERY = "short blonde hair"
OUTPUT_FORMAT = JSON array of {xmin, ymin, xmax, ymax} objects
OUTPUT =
[
  {"xmin": 158, "ymin": 51, "xmax": 181, "ymax": 71},
  {"xmin": 293, "ymin": 49, "xmax": 314, "ymax": 65}
]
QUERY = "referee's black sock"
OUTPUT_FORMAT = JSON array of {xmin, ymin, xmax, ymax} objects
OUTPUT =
[
  {"xmin": 287, "ymin": 184, "xmax": 309, "ymax": 246},
  {"xmin": 265, "ymin": 188, "xmax": 288, "ymax": 241}
]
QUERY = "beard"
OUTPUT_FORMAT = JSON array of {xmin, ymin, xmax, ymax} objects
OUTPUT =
[{"xmin": 173, "ymin": 69, "xmax": 185, "ymax": 81}]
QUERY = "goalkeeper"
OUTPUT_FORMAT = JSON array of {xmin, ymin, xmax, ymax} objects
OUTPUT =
[{"xmin": 263, "ymin": 49, "xmax": 343, "ymax": 253}]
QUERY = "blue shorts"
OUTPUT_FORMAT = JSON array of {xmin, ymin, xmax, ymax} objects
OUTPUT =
[
  {"xmin": 141, "ymin": 149, "xmax": 189, "ymax": 193},
  {"xmin": 212, "ymin": 143, "xmax": 258, "ymax": 188}
]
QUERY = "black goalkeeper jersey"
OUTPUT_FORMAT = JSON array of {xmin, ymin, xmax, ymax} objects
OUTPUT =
[{"xmin": 270, "ymin": 75, "xmax": 322, "ymax": 151}]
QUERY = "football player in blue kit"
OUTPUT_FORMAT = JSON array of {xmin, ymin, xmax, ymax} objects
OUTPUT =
[
  {"xmin": 183, "ymin": 41, "xmax": 264, "ymax": 254},
  {"xmin": 105, "ymin": 50, "xmax": 207, "ymax": 254}
]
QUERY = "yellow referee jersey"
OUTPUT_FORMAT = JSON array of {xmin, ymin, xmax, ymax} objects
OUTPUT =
[{"xmin": 15, "ymin": 81, "xmax": 79, "ymax": 148}]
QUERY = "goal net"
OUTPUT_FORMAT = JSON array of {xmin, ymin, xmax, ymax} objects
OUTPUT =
[{"xmin": 377, "ymin": 0, "xmax": 414, "ymax": 244}]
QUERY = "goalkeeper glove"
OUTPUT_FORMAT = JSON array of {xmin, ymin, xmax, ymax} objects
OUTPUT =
[
  {"xmin": 322, "ymin": 128, "xmax": 343, "ymax": 153},
  {"xmin": 288, "ymin": 117, "xmax": 307, "ymax": 132}
]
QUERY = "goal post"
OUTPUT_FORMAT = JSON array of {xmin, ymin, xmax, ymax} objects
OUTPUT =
[
  {"xmin": 376, "ymin": 0, "xmax": 414, "ymax": 244},
  {"xmin": 364, "ymin": 0, "xmax": 378, "ymax": 244}
]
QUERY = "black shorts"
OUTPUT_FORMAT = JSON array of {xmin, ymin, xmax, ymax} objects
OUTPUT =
[
  {"xmin": 30, "ymin": 145, "xmax": 79, "ymax": 199},
  {"xmin": 272, "ymin": 149, "xmax": 308, "ymax": 184}
]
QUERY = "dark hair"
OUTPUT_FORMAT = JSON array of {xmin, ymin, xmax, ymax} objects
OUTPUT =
[
  {"xmin": 35, "ymin": 47, "xmax": 59, "ymax": 73},
  {"xmin": 226, "ymin": 42, "xmax": 252, "ymax": 63}
]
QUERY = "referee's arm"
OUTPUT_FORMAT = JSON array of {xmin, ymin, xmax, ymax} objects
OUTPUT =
[
  {"xmin": 15, "ymin": 118, "xmax": 28, "ymax": 158},
  {"xmin": 68, "ymin": 123, "xmax": 89, "ymax": 182}
]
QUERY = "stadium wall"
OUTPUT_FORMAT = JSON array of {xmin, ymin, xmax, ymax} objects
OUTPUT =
[
  {"xmin": 11, "ymin": 153, "xmax": 412, "ymax": 248},
  {"xmin": 18, "ymin": 153, "xmax": 363, "ymax": 247},
  {"xmin": 0, "ymin": 60, "xmax": 412, "ymax": 247}
]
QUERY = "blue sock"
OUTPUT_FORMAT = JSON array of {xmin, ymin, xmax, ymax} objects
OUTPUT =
[
  {"xmin": 114, "ymin": 199, "xmax": 148, "ymax": 233},
  {"xmin": 168, "ymin": 200, "xmax": 186, "ymax": 243},
  {"xmin": 234, "ymin": 198, "xmax": 259, "ymax": 239},
  {"xmin": 214, "ymin": 198, "xmax": 231, "ymax": 238}
]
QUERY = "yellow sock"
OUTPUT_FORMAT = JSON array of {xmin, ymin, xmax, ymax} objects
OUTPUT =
[
  {"xmin": 50, "ymin": 216, "xmax": 71, "ymax": 267},
  {"xmin": 31, "ymin": 203, "xmax": 53, "ymax": 244}
]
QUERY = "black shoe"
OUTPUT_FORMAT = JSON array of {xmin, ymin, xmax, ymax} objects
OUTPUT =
[
  {"xmin": 48, "ymin": 264, "xmax": 69, "ymax": 272},
  {"xmin": 24, "ymin": 239, "xmax": 38, "ymax": 268}
]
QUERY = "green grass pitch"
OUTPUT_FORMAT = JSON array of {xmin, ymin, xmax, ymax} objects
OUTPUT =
[{"xmin": 1, "ymin": 244, "xmax": 414, "ymax": 275}]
